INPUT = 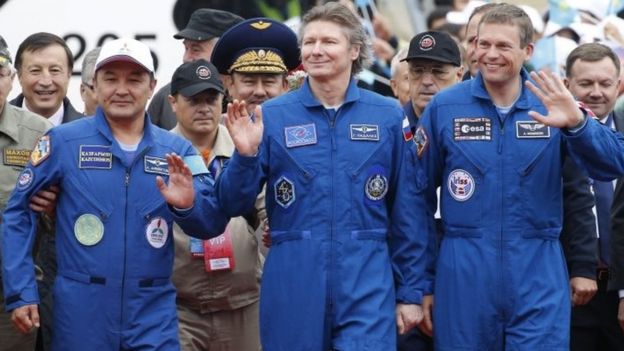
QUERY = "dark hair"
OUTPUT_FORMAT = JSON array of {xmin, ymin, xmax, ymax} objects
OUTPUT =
[
  {"xmin": 566, "ymin": 43, "xmax": 621, "ymax": 78},
  {"xmin": 299, "ymin": 2, "xmax": 371, "ymax": 76},
  {"xmin": 478, "ymin": 3, "xmax": 534, "ymax": 49},
  {"xmin": 15, "ymin": 32, "xmax": 74, "ymax": 73},
  {"xmin": 427, "ymin": 6, "xmax": 452, "ymax": 30}
]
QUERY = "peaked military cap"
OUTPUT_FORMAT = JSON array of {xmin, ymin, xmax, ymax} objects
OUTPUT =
[{"xmin": 211, "ymin": 18, "xmax": 300, "ymax": 75}]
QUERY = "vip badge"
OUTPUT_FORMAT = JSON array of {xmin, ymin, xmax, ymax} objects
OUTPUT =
[{"xmin": 448, "ymin": 169, "xmax": 475, "ymax": 201}]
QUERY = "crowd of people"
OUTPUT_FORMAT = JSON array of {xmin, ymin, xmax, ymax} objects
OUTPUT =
[{"xmin": 3, "ymin": 0, "xmax": 624, "ymax": 350}]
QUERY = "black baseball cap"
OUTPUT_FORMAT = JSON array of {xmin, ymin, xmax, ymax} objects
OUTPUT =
[
  {"xmin": 171, "ymin": 59, "xmax": 224, "ymax": 97},
  {"xmin": 174, "ymin": 9, "xmax": 244, "ymax": 41},
  {"xmin": 402, "ymin": 31, "xmax": 461, "ymax": 66},
  {"xmin": 0, "ymin": 35, "xmax": 11, "ymax": 66}
]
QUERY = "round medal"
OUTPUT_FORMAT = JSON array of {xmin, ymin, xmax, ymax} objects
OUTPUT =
[{"xmin": 74, "ymin": 214, "xmax": 104, "ymax": 246}]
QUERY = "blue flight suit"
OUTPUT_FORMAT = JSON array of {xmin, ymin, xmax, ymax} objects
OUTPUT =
[
  {"xmin": 256, "ymin": 79, "xmax": 428, "ymax": 350},
  {"xmin": 418, "ymin": 70, "xmax": 624, "ymax": 350},
  {"xmin": 1, "ymin": 108, "xmax": 260, "ymax": 351}
]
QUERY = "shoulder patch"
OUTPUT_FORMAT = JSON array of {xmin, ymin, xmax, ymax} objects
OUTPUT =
[
  {"xmin": 30, "ymin": 135, "xmax": 51, "ymax": 166},
  {"xmin": 414, "ymin": 126, "xmax": 428, "ymax": 158},
  {"xmin": 402, "ymin": 116, "xmax": 413, "ymax": 141}
]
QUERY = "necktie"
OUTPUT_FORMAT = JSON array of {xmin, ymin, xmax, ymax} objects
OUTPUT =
[{"xmin": 594, "ymin": 114, "xmax": 614, "ymax": 266}]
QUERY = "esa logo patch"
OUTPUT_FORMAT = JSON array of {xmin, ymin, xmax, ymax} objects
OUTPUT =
[
  {"xmin": 453, "ymin": 118, "xmax": 492, "ymax": 141},
  {"xmin": 447, "ymin": 169, "xmax": 475, "ymax": 201}
]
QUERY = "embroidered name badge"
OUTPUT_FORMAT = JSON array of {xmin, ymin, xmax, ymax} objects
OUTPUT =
[
  {"xmin": 79, "ymin": 145, "xmax": 112, "ymax": 169},
  {"xmin": 516, "ymin": 121, "xmax": 550, "ymax": 139},
  {"xmin": 454, "ymin": 118, "xmax": 492, "ymax": 141},
  {"xmin": 448, "ymin": 169, "xmax": 475, "ymax": 202},
  {"xmin": 31, "ymin": 135, "xmax": 51, "ymax": 166},
  {"xmin": 274, "ymin": 175, "xmax": 295, "ymax": 209},
  {"xmin": 285, "ymin": 124, "xmax": 317, "ymax": 148},
  {"xmin": 144, "ymin": 156, "xmax": 169, "ymax": 175},
  {"xmin": 3, "ymin": 149, "xmax": 31, "ymax": 167},
  {"xmin": 350, "ymin": 124, "xmax": 379, "ymax": 141}
]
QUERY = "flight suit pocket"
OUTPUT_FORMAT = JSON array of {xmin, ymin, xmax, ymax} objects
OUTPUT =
[{"xmin": 440, "ymin": 142, "xmax": 486, "ymax": 234}]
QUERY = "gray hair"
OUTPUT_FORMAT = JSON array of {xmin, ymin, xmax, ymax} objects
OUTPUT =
[
  {"xmin": 299, "ymin": 2, "xmax": 372, "ymax": 76},
  {"xmin": 390, "ymin": 47, "xmax": 408, "ymax": 78},
  {"xmin": 81, "ymin": 47, "xmax": 101, "ymax": 85}
]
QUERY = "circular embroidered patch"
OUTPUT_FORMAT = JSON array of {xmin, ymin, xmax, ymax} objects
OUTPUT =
[
  {"xmin": 146, "ymin": 217, "xmax": 168, "ymax": 248},
  {"xmin": 365, "ymin": 173, "xmax": 389, "ymax": 201},
  {"xmin": 74, "ymin": 214, "xmax": 104, "ymax": 246},
  {"xmin": 196, "ymin": 65, "xmax": 211, "ymax": 80},
  {"xmin": 447, "ymin": 169, "xmax": 475, "ymax": 202},
  {"xmin": 16, "ymin": 169, "xmax": 34, "ymax": 191}
]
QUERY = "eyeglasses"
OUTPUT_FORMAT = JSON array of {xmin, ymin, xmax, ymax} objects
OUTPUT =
[{"xmin": 409, "ymin": 66, "xmax": 451, "ymax": 80}]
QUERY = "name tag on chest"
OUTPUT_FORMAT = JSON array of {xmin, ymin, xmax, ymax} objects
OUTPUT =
[
  {"xmin": 516, "ymin": 121, "xmax": 550, "ymax": 138},
  {"xmin": 350, "ymin": 124, "xmax": 379, "ymax": 141},
  {"xmin": 3, "ymin": 148, "xmax": 31, "ymax": 167},
  {"xmin": 79, "ymin": 145, "xmax": 113, "ymax": 169}
]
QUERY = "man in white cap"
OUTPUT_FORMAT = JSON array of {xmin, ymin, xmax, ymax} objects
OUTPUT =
[{"xmin": 1, "ymin": 38, "xmax": 263, "ymax": 350}]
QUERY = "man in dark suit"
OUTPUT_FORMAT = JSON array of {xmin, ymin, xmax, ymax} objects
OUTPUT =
[
  {"xmin": 565, "ymin": 42, "xmax": 624, "ymax": 350},
  {"xmin": 9, "ymin": 32, "xmax": 83, "ymax": 351}
]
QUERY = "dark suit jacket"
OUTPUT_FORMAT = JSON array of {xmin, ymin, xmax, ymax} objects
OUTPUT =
[
  {"xmin": 609, "ymin": 111, "xmax": 624, "ymax": 291},
  {"xmin": 9, "ymin": 94, "xmax": 83, "ymax": 124},
  {"xmin": 560, "ymin": 153, "xmax": 598, "ymax": 280}
]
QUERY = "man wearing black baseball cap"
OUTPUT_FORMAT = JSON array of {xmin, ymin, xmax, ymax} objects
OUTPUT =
[
  {"xmin": 167, "ymin": 59, "xmax": 265, "ymax": 350},
  {"xmin": 401, "ymin": 31, "xmax": 463, "ymax": 131},
  {"xmin": 148, "ymin": 8, "xmax": 243, "ymax": 130},
  {"xmin": 398, "ymin": 31, "xmax": 462, "ymax": 351}
]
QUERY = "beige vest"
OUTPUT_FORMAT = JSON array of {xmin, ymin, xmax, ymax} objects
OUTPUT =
[{"xmin": 171, "ymin": 124, "xmax": 266, "ymax": 312}]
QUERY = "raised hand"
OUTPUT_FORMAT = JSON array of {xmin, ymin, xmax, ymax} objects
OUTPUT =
[
  {"xmin": 525, "ymin": 70, "xmax": 585, "ymax": 129},
  {"xmin": 156, "ymin": 153, "xmax": 194, "ymax": 209},
  {"xmin": 225, "ymin": 99, "xmax": 263, "ymax": 157}
]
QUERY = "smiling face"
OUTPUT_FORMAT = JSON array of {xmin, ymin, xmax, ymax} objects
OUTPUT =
[
  {"xmin": 566, "ymin": 57, "xmax": 620, "ymax": 119},
  {"xmin": 17, "ymin": 44, "xmax": 70, "ymax": 118},
  {"xmin": 476, "ymin": 22, "xmax": 532, "ymax": 89},
  {"xmin": 94, "ymin": 61, "xmax": 156, "ymax": 122},
  {"xmin": 300, "ymin": 20, "xmax": 359, "ymax": 82},
  {"xmin": 225, "ymin": 72, "xmax": 288, "ymax": 114}
]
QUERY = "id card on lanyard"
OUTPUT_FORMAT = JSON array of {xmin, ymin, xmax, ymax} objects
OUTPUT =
[{"xmin": 204, "ymin": 226, "xmax": 235, "ymax": 272}]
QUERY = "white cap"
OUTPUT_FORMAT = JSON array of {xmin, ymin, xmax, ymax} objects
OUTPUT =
[
  {"xmin": 446, "ymin": 0, "xmax": 487, "ymax": 25},
  {"xmin": 95, "ymin": 38, "xmax": 154, "ymax": 73}
]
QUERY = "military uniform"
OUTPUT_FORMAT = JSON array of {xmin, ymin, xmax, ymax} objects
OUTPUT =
[{"xmin": 0, "ymin": 104, "xmax": 52, "ymax": 351}]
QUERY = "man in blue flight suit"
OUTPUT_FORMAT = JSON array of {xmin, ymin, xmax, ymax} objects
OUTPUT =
[
  {"xmin": 226, "ymin": 3, "xmax": 428, "ymax": 350},
  {"xmin": 1, "ymin": 38, "xmax": 262, "ymax": 351},
  {"xmin": 417, "ymin": 4, "xmax": 624, "ymax": 350}
]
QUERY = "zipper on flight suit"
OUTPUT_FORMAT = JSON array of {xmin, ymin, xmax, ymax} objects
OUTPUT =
[{"xmin": 323, "ymin": 106, "xmax": 340, "ymax": 318}]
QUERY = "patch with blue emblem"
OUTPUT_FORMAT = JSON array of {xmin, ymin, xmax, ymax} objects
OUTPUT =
[
  {"xmin": 17, "ymin": 168, "xmax": 34, "ymax": 191},
  {"xmin": 350, "ymin": 124, "xmax": 379, "ymax": 141},
  {"xmin": 144, "ymin": 156, "xmax": 169, "ymax": 175},
  {"xmin": 274, "ymin": 175, "xmax": 295, "ymax": 209},
  {"xmin": 79, "ymin": 145, "xmax": 112, "ymax": 169},
  {"xmin": 365, "ymin": 165, "xmax": 388, "ymax": 205},
  {"xmin": 516, "ymin": 121, "xmax": 550, "ymax": 139},
  {"xmin": 284, "ymin": 124, "xmax": 317, "ymax": 148},
  {"xmin": 448, "ymin": 169, "xmax": 475, "ymax": 201}
]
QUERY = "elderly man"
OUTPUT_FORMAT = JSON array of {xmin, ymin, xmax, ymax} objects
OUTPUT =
[
  {"xmin": 79, "ymin": 47, "xmax": 101, "ymax": 116},
  {"xmin": 0, "ymin": 34, "xmax": 52, "ymax": 351},
  {"xmin": 170, "ymin": 18, "xmax": 299, "ymax": 351},
  {"xmin": 148, "ymin": 8, "xmax": 243, "ymax": 129},
  {"xmin": 2, "ymin": 38, "xmax": 262, "ymax": 350}
]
